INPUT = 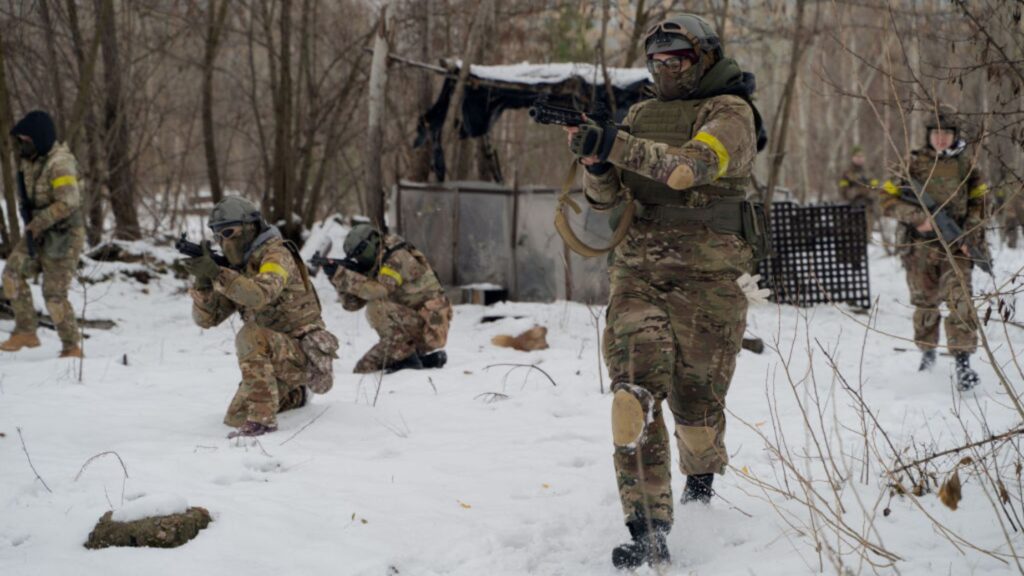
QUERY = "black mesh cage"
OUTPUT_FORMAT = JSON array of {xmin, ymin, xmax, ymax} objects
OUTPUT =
[{"xmin": 757, "ymin": 203, "xmax": 871, "ymax": 309}]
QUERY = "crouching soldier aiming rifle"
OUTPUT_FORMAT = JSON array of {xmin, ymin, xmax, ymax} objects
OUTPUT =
[
  {"xmin": 181, "ymin": 196, "xmax": 339, "ymax": 438},
  {"xmin": 323, "ymin": 224, "xmax": 452, "ymax": 374}
]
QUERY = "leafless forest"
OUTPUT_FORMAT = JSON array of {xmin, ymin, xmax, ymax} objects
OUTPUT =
[{"xmin": 0, "ymin": 0, "xmax": 1020, "ymax": 249}]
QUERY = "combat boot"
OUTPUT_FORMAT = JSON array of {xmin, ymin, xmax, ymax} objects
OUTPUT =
[
  {"xmin": 681, "ymin": 473, "xmax": 714, "ymax": 505},
  {"xmin": 59, "ymin": 345, "xmax": 84, "ymax": 359},
  {"xmin": 420, "ymin": 350, "xmax": 448, "ymax": 369},
  {"xmin": 227, "ymin": 421, "xmax": 278, "ymax": 439},
  {"xmin": 0, "ymin": 332, "xmax": 41, "ymax": 352},
  {"xmin": 955, "ymin": 353, "xmax": 980, "ymax": 391},
  {"xmin": 384, "ymin": 353, "xmax": 424, "ymax": 374},
  {"xmin": 612, "ymin": 519, "xmax": 671, "ymax": 569},
  {"xmin": 918, "ymin": 349, "xmax": 937, "ymax": 372}
]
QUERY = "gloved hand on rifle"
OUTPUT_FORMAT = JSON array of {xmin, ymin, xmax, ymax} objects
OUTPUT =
[
  {"xmin": 567, "ymin": 119, "xmax": 618, "ymax": 174},
  {"xmin": 320, "ymin": 260, "xmax": 340, "ymax": 280},
  {"xmin": 183, "ymin": 241, "xmax": 221, "ymax": 289}
]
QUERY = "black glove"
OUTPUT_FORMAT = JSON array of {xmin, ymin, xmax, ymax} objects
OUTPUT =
[
  {"xmin": 321, "ymin": 260, "xmax": 340, "ymax": 279},
  {"xmin": 569, "ymin": 120, "xmax": 618, "ymax": 163},
  {"xmin": 183, "ymin": 241, "xmax": 221, "ymax": 289}
]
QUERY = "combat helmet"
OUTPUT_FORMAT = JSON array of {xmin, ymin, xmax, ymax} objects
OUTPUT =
[
  {"xmin": 344, "ymin": 223, "xmax": 382, "ymax": 270},
  {"xmin": 643, "ymin": 14, "xmax": 723, "ymax": 63},
  {"xmin": 209, "ymin": 196, "xmax": 263, "ymax": 233},
  {"xmin": 925, "ymin": 103, "xmax": 959, "ymax": 135}
]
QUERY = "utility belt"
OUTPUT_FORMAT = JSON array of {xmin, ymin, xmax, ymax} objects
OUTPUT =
[{"xmin": 633, "ymin": 190, "xmax": 771, "ymax": 261}]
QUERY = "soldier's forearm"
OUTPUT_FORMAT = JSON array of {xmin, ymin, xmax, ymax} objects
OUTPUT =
[
  {"xmin": 582, "ymin": 167, "xmax": 622, "ymax": 209},
  {"xmin": 216, "ymin": 270, "xmax": 282, "ymax": 311}
]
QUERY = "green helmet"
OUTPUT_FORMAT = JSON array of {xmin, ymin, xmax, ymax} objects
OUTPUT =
[
  {"xmin": 643, "ymin": 14, "xmax": 722, "ymax": 61},
  {"xmin": 925, "ymin": 103, "xmax": 959, "ymax": 134},
  {"xmin": 209, "ymin": 195, "xmax": 262, "ymax": 232},
  {"xmin": 343, "ymin": 224, "xmax": 381, "ymax": 268}
]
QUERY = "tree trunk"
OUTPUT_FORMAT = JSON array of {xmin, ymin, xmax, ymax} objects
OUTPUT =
[
  {"xmin": 202, "ymin": 0, "xmax": 232, "ymax": 204},
  {"xmin": 623, "ymin": 0, "xmax": 648, "ymax": 67},
  {"xmin": 97, "ymin": 0, "xmax": 141, "ymax": 240},
  {"xmin": 763, "ymin": 0, "xmax": 808, "ymax": 209},
  {"xmin": 66, "ymin": 0, "xmax": 104, "ymax": 245},
  {"xmin": 441, "ymin": 0, "xmax": 493, "ymax": 181},
  {"xmin": 409, "ymin": 0, "xmax": 433, "ymax": 182},
  {"xmin": 271, "ymin": 0, "xmax": 296, "ymax": 238},
  {"xmin": 0, "ymin": 26, "xmax": 17, "ymax": 251},
  {"xmin": 38, "ymin": 0, "xmax": 67, "ymax": 136},
  {"xmin": 365, "ymin": 1, "xmax": 391, "ymax": 229}
]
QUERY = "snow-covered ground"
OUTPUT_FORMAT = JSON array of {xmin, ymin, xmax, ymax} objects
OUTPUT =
[{"xmin": 2, "ymin": 238, "xmax": 1023, "ymax": 576}]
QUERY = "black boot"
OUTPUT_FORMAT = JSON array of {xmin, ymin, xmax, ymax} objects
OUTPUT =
[
  {"xmin": 955, "ymin": 353, "xmax": 980, "ymax": 391},
  {"xmin": 611, "ymin": 520, "xmax": 670, "ymax": 569},
  {"xmin": 383, "ymin": 353, "xmax": 424, "ymax": 374},
  {"xmin": 420, "ymin": 350, "xmax": 447, "ymax": 369},
  {"xmin": 682, "ymin": 473, "xmax": 714, "ymax": 505},
  {"xmin": 919, "ymin": 349, "xmax": 937, "ymax": 372}
]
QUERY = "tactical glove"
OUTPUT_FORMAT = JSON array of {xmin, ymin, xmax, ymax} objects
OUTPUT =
[
  {"xmin": 569, "ymin": 120, "xmax": 617, "ymax": 163},
  {"xmin": 736, "ymin": 273, "xmax": 771, "ymax": 305},
  {"xmin": 183, "ymin": 241, "xmax": 221, "ymax": 289}
]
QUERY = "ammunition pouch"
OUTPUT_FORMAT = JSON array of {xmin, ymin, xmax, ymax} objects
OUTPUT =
[{"xmin": 634, "ymin": 195, "xmax": 771, "ymax": 261}]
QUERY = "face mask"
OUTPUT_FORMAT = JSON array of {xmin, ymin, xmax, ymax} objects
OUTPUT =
[
  {"xmin": 15, "ymin": 138, "xmax": 36, "ymax": 160},
  {"xmin": 220, "ymin": 225, "xmax": 257, "ymax": 267},
  {"xmin": 653, "ymin": 63, "xmax": 702, "ymax": 101}
]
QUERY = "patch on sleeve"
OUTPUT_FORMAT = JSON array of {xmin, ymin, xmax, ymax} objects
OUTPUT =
[
  {"xmin": 881, "ymin": 180, "xmax": 900, "ymax": 196},
  {"xmin": 51, "ymin": 175, "xmax": 77, "ymax": 189},
  {"xmin": 969, "ymin": 183, "xmax": 989, "ymax": 199},
  {"xmin": 378, "ymin": 265, "xmax": 403, "ymax": 286},
  {"xmin": 259, "ymin": 262, "xmax": 289, "ymax": 282},
  {"xmin": 693, "ymin": 131, "xmax": 730, "ymax": 178}
]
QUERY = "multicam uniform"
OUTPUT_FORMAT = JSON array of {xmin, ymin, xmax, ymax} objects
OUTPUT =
[
  {"xmin": 330, "ymin": 235, "xmax": 452, "ymax": 373},
  {"xmin": 880, "ymin": 143, "xmax": 988, "ymax": 353},
  {"xmin": 583, "ymin": 57, "xmax": 759, "ymax": 527},
  {"xmin": 191, "ymin": 230, "xmax": 335, "ymax": 427},
  {"xmin": 2, "ymin": 142, "xmax": 85, "ymax": 350}
]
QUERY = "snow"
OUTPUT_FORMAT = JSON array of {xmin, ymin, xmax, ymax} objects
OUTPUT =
[
  {"xmin": 1, "ymin": 238, "xmax": 1023, "ymax": 575},
  {"xmin": 110, "ymin": 494, "xmax": 188, "ymax": 523},
  {"xmin": 450, "ymin": 60, "xmax": 652, "ymax": 88}
]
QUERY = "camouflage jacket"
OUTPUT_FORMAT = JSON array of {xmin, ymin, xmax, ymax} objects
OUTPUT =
[
  {"xmin": 19, "ymin": 142, "xmax": 84, "ymax": 255},
  {"xmin": 880, "ymin": 142, "xmax": 988, "ymax": 244},
  {"xmin": 330, "ymin": 235, "xmax": 445, "ymax": 312},
  {"xmin": 191, "ymin": 230, "xmax": 325, "ymax": 338},
  {"xmin": 838, "ymin": 164, "xmax": 878, "ymax": 205},
  {"xmin": 584, "ymin": 94, "xmax": 757, "ymax": 209}
]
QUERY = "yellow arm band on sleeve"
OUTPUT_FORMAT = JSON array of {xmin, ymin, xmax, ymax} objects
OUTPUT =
[
  {"xmin": 51, "ymin": 175, "xmax": 77, "ymax": 189},
  {"xmin": 969, "ymin": 183, "xmax": 989, "ymax": 199},
  {"xmin": 693, "ymin": 131, "xmax": 730, "ymax": 178},
  {"xmin": 838, "ymin": 179, "xmax": 850, "ymax": 187},
  {"xmin": 881, "ymin": 180, "xmax": 900, "ymax": 196},
  {"xmin": 258, "ymin": 262, "xmax": 289, "ymax": 282},
  {"xmin": 378, "ymin": 265, "xmax": 403, "ymax": 286},
  {"xmin": 870, "ymin": 178, "xmax": 879, "ymax": 187}
]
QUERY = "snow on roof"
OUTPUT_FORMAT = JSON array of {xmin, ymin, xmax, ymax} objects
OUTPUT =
[{"xmin": 451, "ymin": 60, "xmax": 652, "ymax": 89}]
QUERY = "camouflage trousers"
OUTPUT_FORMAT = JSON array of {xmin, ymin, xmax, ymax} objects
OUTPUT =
[
  {"xmin": 604, "ymin": 269, "xmax": 747, "ymax": 526},
  {"xmin": 901, "ymin": 244, "xmax": 977, "ymax": 353},
  {"xmin": 1, "ymin": 232, "xmax": 83, "ymax": 348},
  {"xmin": 354, "ymin": 296, "xmax": 452, "ymax": 373},
  {"xmin": 225, "ymin": 323, "xmax": 309, "ymax": 427}
]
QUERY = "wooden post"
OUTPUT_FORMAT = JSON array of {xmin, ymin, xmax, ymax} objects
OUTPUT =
[{"xmin": 365, "ymin": 2, "xmax": 391, "ymax": 231}]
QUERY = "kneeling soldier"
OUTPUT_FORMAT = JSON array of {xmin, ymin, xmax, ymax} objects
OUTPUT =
[
  {"xmin": 184, "ymin": 196, "xmax": 339, "ymax": 438},
  {"xmin": 328, "ymin": 224, "xmax": 452, "ymax": 373}
]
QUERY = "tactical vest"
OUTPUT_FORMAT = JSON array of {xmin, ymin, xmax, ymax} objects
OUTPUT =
[
  {"xmin": 621, "ymin": 98, "xmax": 749, "ymax": 207},
  {"xmin": 909, "ymin": 149, "xmax": 971, "ymax": 223},
  {"xmin": 24, "ymin": 143, "xmax": 85, "ymax": 230},
  {"xmin": 246, "ymin": 239, "xmax": 323, "ymax": 336},
  {"xmin": 378, "ymin": 237, "xmax": 445, "ymax": 310}
]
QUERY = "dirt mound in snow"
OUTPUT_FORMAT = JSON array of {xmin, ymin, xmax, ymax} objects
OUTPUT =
[{"xmin": 84, "ymin": 506, "xmax": 212, "ymax": 549}]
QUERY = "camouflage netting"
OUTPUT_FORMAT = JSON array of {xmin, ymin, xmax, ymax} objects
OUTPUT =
[{"xmin": 84, "ymin": 507, "xmax": 212, "ymax": 549}]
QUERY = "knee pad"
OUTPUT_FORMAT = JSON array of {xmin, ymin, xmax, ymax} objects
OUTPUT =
[
  {"xmin": 235, "ymin": 324, "xmax": 271, "ymax": 361},
  {"xmin": 44, "ymin": 298, "xmax": 69, "ymax": 323},
  {"xmin": 2, "ymin": 275, "xmax": 17, "ymax": 299},
  {"xmin": 611, "ymin": 382, "xmax": 654, "ymax": 451}
]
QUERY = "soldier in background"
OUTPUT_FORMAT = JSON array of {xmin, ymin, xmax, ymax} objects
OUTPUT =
[
  {"xmin": 567, "ymin": 14, "xmax": 766, "ymax": 569},
  {"xmin": 328, "ymin": 223, "xmax": 452, "ymax": 374},
  {"xmin": 879, "ymin": 104, "xmax": 987, "ymax": 391},
  {"xmin": 184, "ymin": 196, "xmax": 339, "ymax": 438},
  {"xmin": 995, "ymin": 175, "xmax": 1024, "ymax": 249},
  {"xmin": 838, "ymin": 145, "xmax": 879, "ymax": 237},
  {"xmin": 1, "ymin": 110, "xmax": 85, "ymax": 357}
]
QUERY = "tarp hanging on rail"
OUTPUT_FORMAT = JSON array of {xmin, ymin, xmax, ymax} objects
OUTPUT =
[{"xmin": 415, "ymin": 60, "xmax": 653, "ymax": 181}]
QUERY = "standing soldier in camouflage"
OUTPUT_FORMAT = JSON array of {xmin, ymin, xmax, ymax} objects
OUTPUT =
[
  {"xmin": 184, "ymin": 196, "xmax": 339, "ymax": 438},
  {"xmin": 566, "ymin": 15, "xmax": 766, "ymax": 569},
  {"xmin": 995, "ymin": 177, "xmax": 1024, "ymax": 249},
  {"xmin": 838, "ymin": 145, "xmax": 880, "ymax": 236},
  {"xmin": 328, "ymin": 223, "xmax": 452, "ymax": 374},
  {"xmin": 1, "ymin": 110, "xmax": 85, "ymax": 357},
  {"xmin": 879, "ymin": 104, "xmax": 987, "ymax": 390}
]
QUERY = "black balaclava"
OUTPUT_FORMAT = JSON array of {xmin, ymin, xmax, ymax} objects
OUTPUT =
[{"xmin": 11, "ymin": 110, "xmax": 56, "ymax": 160}]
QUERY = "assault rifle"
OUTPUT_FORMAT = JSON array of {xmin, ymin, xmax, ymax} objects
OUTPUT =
[
  {"xmin": 308, "ymin": 252, "xmax": 362, "ymax": 279},
  {"xmin": 174, "ymin": 234, "xmax": 231, "ymax": 267},
  {"xmin": 898, "ymin": 179, "xmax": 993, "ymax": 275},
  {"xmin": 15, "ymin": 172, "xmax": 36, "ymax": 258},
  {"xmin": 528, "ymin": 98, "xmax": 614, "ymax": 128}
]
